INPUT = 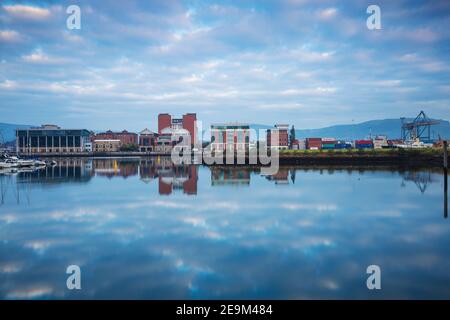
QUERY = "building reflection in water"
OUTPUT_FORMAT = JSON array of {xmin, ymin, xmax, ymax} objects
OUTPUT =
[
  {"xmin": 265, "ymin": 168, "xmax": 290, "ymax": 185},
  {"xmin": 211, "ymin": 167, "xmax": 252, "ymax": 186},
  {"xmin": 91, "ymin": 157, "xmax": 198, "ymax": 195},
  {"xmin": 1, "ymin": 158, "xmax": 199, "ymax": 199},
  {"xmin": 2, "ymin": 160, "xmax": 447, "ymax": 209},
  {"xmin": 16, "ymin": 158, "xmax": 94, "ymax": 184}
]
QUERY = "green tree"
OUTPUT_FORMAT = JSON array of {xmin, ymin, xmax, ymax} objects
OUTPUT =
[
  {"xmin": 289, "ymin": 125, "xmax": 296, "ymax": 148},
  {"xmin": 120, "ymin": 143, "xmax": 139, "ymax": 152}
]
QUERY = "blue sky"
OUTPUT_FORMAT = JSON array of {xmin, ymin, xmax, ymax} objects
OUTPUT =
[{"xmin": 0, "ymin": 0, "xmax": 449, "ymax": 131}]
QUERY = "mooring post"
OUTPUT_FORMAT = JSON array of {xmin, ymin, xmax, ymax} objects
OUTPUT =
[
  {"xmin": 444, "ymin": 140, "xmax": 448, "ymax": 168},
  {"xmin": 443, "ymin": 141, "xmax": 448, "ymax": 218},
  {"xmin": 445, "ymin": 168, "xmax": 448, "ymax": 219}
]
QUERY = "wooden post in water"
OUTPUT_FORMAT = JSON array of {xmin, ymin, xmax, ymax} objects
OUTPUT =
[
  {"xmin": 444, "ymin": 141, "xmax": 448, "ymax": 218},
  {"xmin": 445, "ymin": 168, "xmax": 448, "ymax": 219},
  {"xmin": 444, "ymin": 140, "xmax": 448, "ymax": 168}
]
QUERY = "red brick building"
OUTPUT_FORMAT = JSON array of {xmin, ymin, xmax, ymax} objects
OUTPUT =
[
  {"xmin": 158, "ymin": 113, "xmax": 197, "ymax": 145},
  {"xmin": 267, "ymin": 124, "xmax": 289, "ymax": 150},
  {"xmin": 93, "ymin": 130, "xmax": 138, "ymax": 145},
  {"xmin": 158, "ymin": 114, "xmax": 172, "ymax": 134},
  {"xmin": 139, "ymin": 128, "xmax": 157, "ymax": 152}
]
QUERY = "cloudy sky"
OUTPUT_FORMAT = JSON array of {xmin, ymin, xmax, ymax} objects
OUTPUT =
[{"xmin": 0, "ymin": 0, "xmax": 449, "ymax": 131}]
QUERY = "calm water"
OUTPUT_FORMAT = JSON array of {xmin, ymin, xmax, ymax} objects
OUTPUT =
[{"xmin": 0, "ymin": 157, "xmax": 449, "ymax": 299}]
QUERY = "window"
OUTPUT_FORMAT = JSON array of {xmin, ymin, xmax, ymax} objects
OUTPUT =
[{"xmin": 68, "ymin": 136, "xmax": 74, "ymax": 147}]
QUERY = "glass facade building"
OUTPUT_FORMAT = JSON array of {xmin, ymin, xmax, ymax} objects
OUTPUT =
[{"xmin": 16, "ymin": 125, "xmax": 91, "ymax": 154}]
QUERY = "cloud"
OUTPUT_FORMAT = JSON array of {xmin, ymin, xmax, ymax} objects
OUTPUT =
[
  {"xmin": 0, "ymin": 80, "xmax": 17, "ymax": 89},
  {"xmin": 3, "ymin": 4, "xmax": 51, "ymax": 21},
  {"xmin": 280, "ymin": 87, "xmax": 337, "ymax": 96},
  {"xmin": 0, "ymin": 0, "xmax": 449, "ymax": 129},
  {"xmin": 21, "ymin": 48, "xmax": 67, "ymax": 64},
  {"xmin": 316, "ymin": 8, "xmax": 338, "ymax": 20},
  {"xmin": 0, "ymin": 29, "xmax": 21, "ymax": 42}
]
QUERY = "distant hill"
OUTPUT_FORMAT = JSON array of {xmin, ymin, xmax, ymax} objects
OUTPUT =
[
  {"xmin": 251, "ymin": 118, "xmax": 450, "ymax": 141},
  {"xmin": 0, "ymin": 123, "xmax": 32, "ymax": 143}
]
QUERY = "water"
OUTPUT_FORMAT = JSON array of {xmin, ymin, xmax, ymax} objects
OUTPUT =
[{"xmin": 0, "ymin": 158, "xmax": 449, "ymax": 299}]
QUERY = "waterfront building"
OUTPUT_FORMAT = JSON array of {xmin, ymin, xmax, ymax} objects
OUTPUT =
[
  {"xmin": 266, "ymin": 124, "xmax": 289, "ymax": 150},
  {"xmin": 16, "ymin": 125, "xmax": 91, "ymax": 154},
  {"xmin": 158, "ymin": 113, "xmax": 197, "ymax": 145},
  {"xmin": 154, "ymin": 127, "xmax": 191, "ymax": 153},
  {"xmin": 139, "ymin": 128, "xmax": 157, "ymax": 152},
  {"xmin": 93, "ymin": 139, "xmax": 121, "ymax": 153},
  {"xmin": 84, "ymin": 142, "xmax": 93, "ymax": 152},
  {"xmin": 93, "ymin": 130, "xmax": 138, "ymax": 145},
  {"xmin": 210, "ymin": 123, "xmax": 250, "ymax": 153}
]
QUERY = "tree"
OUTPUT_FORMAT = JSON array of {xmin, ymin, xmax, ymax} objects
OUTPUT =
[
  {"xmin": 120, "ymin": 143, "xmax": 139, "ymax": 152},
  {"xmin": 289, "ymin": 125, "xmax": 296, "ymax": 148}
]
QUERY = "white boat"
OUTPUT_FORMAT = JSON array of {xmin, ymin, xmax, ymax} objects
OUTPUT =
[
  {"xmin": 17, "ymin": 159, "xmax": 35, "ymax": 167},
  {"xmin": 0, "ymin": 159, "xmax": 19, "ymax": 168},
  {"xmin": 34, "ymin": 160, "xmax": 47, "ymax": 166},
  {"xmin": 8, "ymin": 156, "xmax": 35, "ymax": 167}
]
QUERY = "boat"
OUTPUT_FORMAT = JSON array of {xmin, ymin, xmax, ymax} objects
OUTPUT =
[
  {"xmin": 34, "ymin": 160, "xmax": 47, "ymax": 166},
  {"xmin": 8, "ymin": 156, "xmax": 35, "ymax": 167},
  {"xmin": 0, "ymin": 159, "xmax": 19, "ymax": 168}
]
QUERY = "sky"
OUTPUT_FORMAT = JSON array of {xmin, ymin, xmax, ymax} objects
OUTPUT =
[{"xmin": 0, "ymin": 0, "xmax": 449, "ymax": 132}]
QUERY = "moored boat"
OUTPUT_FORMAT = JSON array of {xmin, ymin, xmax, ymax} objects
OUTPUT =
[{"xmin": 0, "ymin": 159, "xmax": 19, "ymax": 168}]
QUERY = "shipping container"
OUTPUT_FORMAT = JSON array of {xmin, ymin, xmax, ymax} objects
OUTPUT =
[
  {"xmin": 306, "ymin": 138, "xmax": 322, "ymax": 150},
  {"xmin": 335, "ymin": 143, "xmax": 351, "ymax": 149},
  {"xmin": 355, "ymin": 143, "xmax": 373, "ymax": 149},
  {"xmin": 322, "ymin": 143, "xmax": 336, "ymax": 149},
  {"xmin": 355, "ymin": 140, "xmax": 373, "ymax": 145}
]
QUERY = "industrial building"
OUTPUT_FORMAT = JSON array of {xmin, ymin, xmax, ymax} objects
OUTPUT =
[{"xmin": 16, "ymin": 125, "xmax": 91, "ymax": 154}]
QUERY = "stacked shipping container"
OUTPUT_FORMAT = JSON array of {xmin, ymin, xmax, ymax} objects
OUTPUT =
[
  {"xmin": 321, "ymin": 138, "xmax": 337, "ymax": 150},
  {"xmin": 306, "ymin": 138, "xmax": 322, "ymax": 150},
  {"xmin": 355, "ymin": 139, "xmax": 374, "ymax": 149}
]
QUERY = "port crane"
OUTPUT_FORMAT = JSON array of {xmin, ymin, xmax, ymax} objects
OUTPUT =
[{"xmin": 401, "ymin": 111, "xmax": 440, "ymax": 142}]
